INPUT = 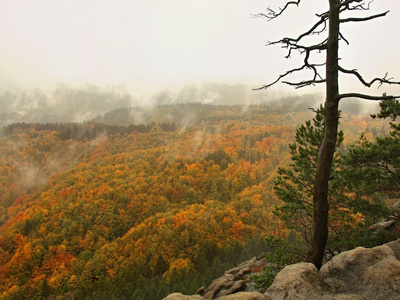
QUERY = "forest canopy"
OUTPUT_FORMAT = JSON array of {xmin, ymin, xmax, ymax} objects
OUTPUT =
[{"xmin": 0, "ymin": 102, "xmax": 396, "ymax": 299}]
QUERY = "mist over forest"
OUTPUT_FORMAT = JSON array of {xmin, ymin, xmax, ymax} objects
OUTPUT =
[
  {"xmin": 0, "ymin": 78, "xmax": 395, "ymax": 300},
  {"xmin": 0, "ymin": 82, "xmax": 380, "ymax": 128},
  {"xmin": 0, "ymin": 0, "xmax": 399, "ymax": 298}
]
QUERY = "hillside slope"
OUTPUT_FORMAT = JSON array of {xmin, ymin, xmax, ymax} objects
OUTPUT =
[{"xmin": 0, "ymin": 104, "xmax": 388, "ymax": 299}]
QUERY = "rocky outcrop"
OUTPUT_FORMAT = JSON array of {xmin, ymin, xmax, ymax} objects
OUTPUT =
[
  {"xmin": 164, "ymin": 294, "xmax": 204, "ymax": 300},
  {"xmin": 163, "ymin": 256, "xmax": 268, "ymax": 300},
  {"xmin": 164, "ymin": 239, "xmax": 400, "ymax": 300},
  {"xmin": 321, "ymin": 243, "xmax": 400, "ymax": 299},
  {"xmin": 369, "ymin": 201, "xmax": 400, "ymax": 232},
  {"xmin": 213, "ymin": 292, "xmax": 270, "ymax": 300},
  {"xmin": 164, "ymin": 292, "xmax": 270, "ymax": 300},
  {"xmin": 266, "ymin": 238, "xmax": 400, "ymax": 300},
  {"xmin": 198, "ymin": 257, "xmax": 267, "ymax": 299},
  {"xmin": 263, "ymin": 263, "xmax": 330, "ymax": 300}
]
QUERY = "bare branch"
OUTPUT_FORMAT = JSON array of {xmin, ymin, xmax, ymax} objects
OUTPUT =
[
  {"xmin": 267, "ymin": 38, "xmax": 327, "ymax": 61},
  {"xmin": 254, "ymin": 61, "xmax": 326, "ymax": 90},
  {"xmin": 338, "ymin": 93, "xmax": 400, "ymax": 101},
  {"xmin": 340, "ymin": 0, "xmax": 363, "ymax": 7},
  {"xmin": 254, "ymin": 2, "xmax": 331, "ymax": 91},
  {"xmin": 255, "ymin": 43, "xmax": 327, "ymax": 91},
  {"xmin": 268, "ymin": 13, "xmax": 328, "ymax": 46},
  {"xmin": 339, "ymin": 32, "xmax": 350, "ymax": 45},
  {"xmin": 256, "ymin": 0, "xmax": 397, "ymax": 95},
  {"xmin": 268, "ymin": 38, "xmax": 327, "ymax": 51},
  {"xmin": 283, "ymin": 79, "xmax": 326, "ymax": 89},
  {"xmin": 254, "ymin": 65, "xmax": 309, "ymax": 90},
  {"xmin": 253, "ymin": 0, "xmax": 301, "ymax": 20},
  {"xmin": 338, "ymin": 66, "xmax": 400, "ymax": 88},
  {"xmin": 340, "ymin": 0, "xmax": 373, "ymax": 10},
  {"xmin": 340, "ymin": 10, "xmax": 389, "ymax": 23}
]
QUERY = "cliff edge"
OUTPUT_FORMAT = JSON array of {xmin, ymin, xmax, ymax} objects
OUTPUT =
[{"xmin": 164, "ymin": 238, "xmax": 400, "ymax": 300}]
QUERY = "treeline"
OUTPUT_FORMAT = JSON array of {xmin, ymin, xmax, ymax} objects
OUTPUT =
[
  {"xmin": 92, "ymin": 101, "xmax": 321, "ymax": 127},
  {"xmin": 1, "ymin": 101, "xmax": 321, "ymax": 142},
  {"xmin": 2, "ymin": 121, "xmax": 178, "ymax": 141},
  {"xmin": 92, "ymin": 103, "xmax": 245, "ymax": 126}
]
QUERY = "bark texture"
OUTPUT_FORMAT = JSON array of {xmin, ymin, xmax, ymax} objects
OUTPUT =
[{"xmin": 307, "ymin": 0, "xmax": 340, "ymax": 270}]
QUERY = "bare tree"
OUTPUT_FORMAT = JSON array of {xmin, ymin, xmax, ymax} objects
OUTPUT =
[{"xmin": 256, "ymin": 0, "xmax": 400, "ymax": 270}]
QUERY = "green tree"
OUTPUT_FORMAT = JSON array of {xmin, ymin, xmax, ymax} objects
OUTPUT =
[
  {"xmin": 253, "ymin": 105, "xmax": 398, "ymax": 291},
  {"xmin": 340, "ymin": 98, "xmax": 400, "ymax": 225},
  {"xmin": 273, "ymin": 106, "xmax": 343, "ymax": 252},
  {"xmin": 256, "ymin": 0, "xmax": 400, "ymax": 269},
  {"xmin": 327, "ymin": 99, "xmax": 400, "ymax": 251}
]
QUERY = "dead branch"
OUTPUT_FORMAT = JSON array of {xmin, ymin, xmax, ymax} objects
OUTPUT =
[
  {"xmin": 253, "ymin": 0, "xmax": 301, "ymax": 20},
  {"xmin": 338, "ymin": 66, "xmax": 400, "ymax": 88},
  {"xmin": 338, "ymin": 93, "xmax": 400, "ymax": 101},
  {"xmin": 340, "ymin": 10, "xmax": 389, "ymax": 23},
  {"xmin": 267, "ymin": 13, "xmax": 328, "ymax": 48},
  {"xmin": 256, "ymin": 1, "xmax": 398, "ymax": 93},
  {"xmin": 255, "ymin": 44, "xmax": 326, "ymax": 91},
  {"xmin": 340, "ymin": 0, "xmax": 364, "ymax": 6},
  {"xmin": 339, "ymin": 32, "xmax": 349, "ymax": 45},
  {"xmin": 340, "ymin": 0, "xmax": 374, "ymax": 11},
  {"xmin": 283, "ymin": 79, "xmax": 326, "ymax": 89},
  {"xmin": 254, "ymin": 65, "xmax": 309, "ymax": 90}
]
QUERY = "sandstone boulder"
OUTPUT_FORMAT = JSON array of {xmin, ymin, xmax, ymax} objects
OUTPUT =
[
  {"xmin": 264, "ymin": 262, "xmax": 333, "ymax": 300},
  {"xmin": 163, "ymin": 256, "xmax": 267, "ymax": 300},
  {"xmin": 216, "ymin": 292, "xmax": 271, "ymax": 300},
  {"xmin": 163, "ymin": 293, "xmax": 204, "ymax": 300},
  {"xmin": 320, "ymin": 242, "xmax": 400, "ymax": 300},
  {"xmin": 164, "ymin": 239, "xmax": 400, "ymax": 300},
  {"xmin": 199, "ymin": 256, "xmax": 267, "ymax": 299},
  {"xmin": 265, "ymin": 239, "xmax": 400, "ymax": 300},
  {"xmin": 164, "ymin": 291, "xmax": 269, "ymax": 300}
]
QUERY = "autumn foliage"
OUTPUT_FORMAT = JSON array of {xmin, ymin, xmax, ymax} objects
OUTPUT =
[{"xmin": 0, "ymin": 103, "xmax": 390, "ymax": 299}]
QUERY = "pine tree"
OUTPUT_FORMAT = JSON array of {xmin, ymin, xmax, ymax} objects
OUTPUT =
[{"xmin": 274, "ymin": 105, "xmax": 343, "ymax": 251}]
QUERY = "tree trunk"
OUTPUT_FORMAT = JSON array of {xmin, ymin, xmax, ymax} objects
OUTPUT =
[{"xmin": 307, "ymin": 0, "xmax": 340, "ymax": 270}]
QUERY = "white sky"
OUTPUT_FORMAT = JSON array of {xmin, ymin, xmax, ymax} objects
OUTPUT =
[{"xmin": 0, "ymin": 0, "xmax": 399, "ymax": 98}]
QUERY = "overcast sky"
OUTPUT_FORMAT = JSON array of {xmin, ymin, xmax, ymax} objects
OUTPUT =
[{"xmin": 0, "ymin": 0, "xmax": 399, "ymax": 98}]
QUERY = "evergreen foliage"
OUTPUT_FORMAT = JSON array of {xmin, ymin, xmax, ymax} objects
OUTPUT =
[
  {"xmin": 273, "ymin": 106, "xmax": 343, "ymax": 251},
  {"xmin": 254, "ymin": 104, "xmax": 400, "ymax": 290}
]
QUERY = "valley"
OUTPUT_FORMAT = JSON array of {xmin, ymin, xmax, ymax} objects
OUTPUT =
[{"xmin": 0, "ymin": 101, "xmax": 388, "ymax": 299}]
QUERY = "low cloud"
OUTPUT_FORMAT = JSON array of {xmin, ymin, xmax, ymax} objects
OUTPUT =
[{"xmin": 0, "ymin": 81, "xmax": 377, "ymax": 128}]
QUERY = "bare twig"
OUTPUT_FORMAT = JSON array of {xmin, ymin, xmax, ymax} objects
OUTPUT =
[
  {"xmin": 340, "ymin": 0, "xmax": 375, "ymax": 11},
  {"xmin": 339, "ymin": 32, "xmax": 350, "ymax": 45},
  {"xmin": 253, "ymin": 0, "xmax": 302, "ymax": 20},
  {"xmin": 254, "ymin": 65, "xmax": 309, "ymax": 90}
]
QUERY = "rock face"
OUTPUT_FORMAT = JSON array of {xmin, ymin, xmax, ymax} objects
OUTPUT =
[
  {"xmin": 215, "ymin": 292, "xmax": 270, "ymax": 300},
  {"xmin": 321, "ymin": 243, "xmax": 400, "ymax": 299},
  {"xmin": 164, "ymin": 292, "xmax": 270, "ymax": 300},
  {"xmin": 263, "ymin": 263, "xmax": 330, "ymax": 300},
  {"xmin": 199, "ymin": 257, "xmax": 267, "ymax": 299},
  {"xmin": 163, "ymin": 256, "xmax": 268, "ymax": 300},
  {"xmin": 164, "ymin": 239, "xmax": 400, "ymax": 300},
  {"xmin": 266, "ymin": 239, "xmax": 400, "ymax": 300},
  {"xmin": 164, "ymin": 294, "xmax": 204, "ymax": 300}
]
